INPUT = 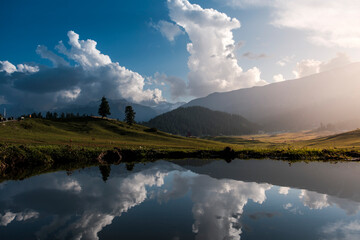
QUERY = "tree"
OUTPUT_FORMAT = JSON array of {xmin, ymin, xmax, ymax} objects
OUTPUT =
[
  {"xmin": 125, "ymin": 106, "xmax": 136, "ymax": 125},
  {"xmin": 98, "ymin": 96, "xmax": 111, "ymax": 118},
  {"xmin": 99, "ymin": 165, "xmax": 111, "ymax": 182}
]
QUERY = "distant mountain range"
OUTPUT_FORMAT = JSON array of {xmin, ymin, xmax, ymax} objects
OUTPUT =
[
  {"xmin": 144, "ymin": 106, "xmax": 259, "ymax": 136},
  {"xmin": 3, "ymin": 63, "xmax": 360, "ymax": 131},
  {"xmin": 185, "ymin": 63, "xmax": 360, "ymax": 131},
  {"xmin": 1, "ymin": 99, "xmax": 185, "ymax": 122}
]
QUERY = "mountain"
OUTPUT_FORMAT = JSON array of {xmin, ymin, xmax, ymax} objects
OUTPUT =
[
  {"xmin": 0, "ymin": 99, "xmax": 158, "ymax": 122},
  {"xmin": 151, "ymin": 101, "xmax": 185, "ymax": 115},
  {"xmin": 144, "ymin": 106, "xmax": 260, "ymax": 136},
  {"xmin": 56, "ymin": 99, "xmax": 158, "ymax": 122},
  {"xmin": 185, "ymin": 63, "xmax": 360, "ymax": 131}
]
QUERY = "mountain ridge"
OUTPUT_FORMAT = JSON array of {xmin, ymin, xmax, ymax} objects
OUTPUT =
[{"xmin": 185, "ymin": 62, "xmax": 360, "ymax": 131}]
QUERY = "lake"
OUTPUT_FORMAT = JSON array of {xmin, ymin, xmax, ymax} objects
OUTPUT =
[{"xmin": 1, "ymin": 159, "xmax": 360, "ymax": 240}]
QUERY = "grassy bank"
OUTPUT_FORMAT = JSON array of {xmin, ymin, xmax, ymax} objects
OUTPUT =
[
  {"xmin": 1, "ymin": 144, "xmax": 360, "ymax": 182},
  {"xmin": 1, "ymin": 118, "xmax": 360, "ymax": 181}
]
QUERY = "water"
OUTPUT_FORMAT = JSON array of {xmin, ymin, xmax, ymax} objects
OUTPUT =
[{"xmin": 1, "ymin": 159, "xmax": 360, "ymax": 240}]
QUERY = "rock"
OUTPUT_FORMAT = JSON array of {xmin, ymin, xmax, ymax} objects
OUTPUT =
[{"xmin": 97, "ymin": 148, "xmax": 122, "ymax": 165}]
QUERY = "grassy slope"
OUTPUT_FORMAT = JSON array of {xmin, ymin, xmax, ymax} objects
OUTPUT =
[
  {"xmin": 205, "ymin": 129, "xmax": 360, "ymax": 150},
  {"xmin": 0, "ymin": 117, "xmax": 231, "ymax": 151},
  {"xmin": 299, "ymin": 129, "xmax": 360, "ymax": 149},
  {"xmin": 2, "ymin": 118, "xmax": 359, "ymax": 151}
]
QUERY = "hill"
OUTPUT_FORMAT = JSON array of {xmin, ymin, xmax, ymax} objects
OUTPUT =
[
  {"xmin": 144, "ymin": 106, "xmax": 260, "ymax": 136},
  {"xmin": 0, "ymin": 117, "xmax": 228, "ymax": 150},
  {"xmin": 299, "ymin": 129, "xmax": 360, "ymax": 149},
  {"xmin": 185, "ymin": 63, "xmax": 360, "ymax": 131}
]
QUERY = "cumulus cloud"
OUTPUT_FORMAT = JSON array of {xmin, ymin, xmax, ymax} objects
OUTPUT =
[
  {"xmin": 151, "ymin": 72, "xmax": 187, "ymax": 100},
  {"xmin": 299, "ymin": 190, "xmax": 330, "ymax": 210},
  {"xmin": 276, "ymin": 55, "xmax": 294, "ymax": 67},
  {"xmin": 34, "ymin": 166, "xmax": 170, "ymax": 240},
  {"xmin": 321, "ymin": 220, "xmax": 360, "ymax": 240},
  {"xmin": 293, "ymin": 59, "xmax": 322, "ymax": 79},
  {"xmin": 0, "ymin": 60, "xmax": 38, "ymax": 74},
  {"xmin": 293, "ymin": 53, "xmax": 351, "ymax": 78},
  {"xmin": 158, "ymin": 172, "xmax": 272, "ymax": 240},
  {"xmin": 278, "ymin": 186, "xmax": 290, "ymax": 195},
  {"xmin": 221, "ymin": 0, "xmax": 360, "ymax": 48},
  {"xmin": 0, "ymin": 31, "xmax": 163, "ymax": 112},
  {"xmin": 150, "ymin": 20, "xmax": 184, "ymax": 42},
  {"xmin": 0, "ymin": 61, "xmax": 17, "ymax": 74},
  {"xmin": 0, "ymin": 211, "xmax": 39, "ymax": 226},
  {"xmin": 36, "ymin": 45, "xmax": 69, "ymax": 67},
  {"xmin": 299, "ymin": 190, "xmax": 360, "ymax": 215},
  {"xmin": 190, "ymin": 176, "xmax": 271, "ymax": 240},
  {"xmin": 167, "ymin": 0, "xmax": 267, "ymax": 97},
  {"xmin": 273, "ymin": 74, "xmax": 285, "ymax": 83}
]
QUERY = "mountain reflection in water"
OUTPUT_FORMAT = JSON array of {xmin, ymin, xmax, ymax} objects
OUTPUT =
[{"xmin": 1, "ymin": 159, "xmax": 360, "ymax": 240}]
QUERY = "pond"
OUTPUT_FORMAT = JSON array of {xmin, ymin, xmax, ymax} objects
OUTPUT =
[{"xmin": 1, "ymin": 159, "xmax": 360, "ymax": 240}]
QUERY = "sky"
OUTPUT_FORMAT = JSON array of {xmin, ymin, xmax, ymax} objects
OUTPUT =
[{"xmin": 1, "ymin": 0, "xmax": 360, "ymax": 110}]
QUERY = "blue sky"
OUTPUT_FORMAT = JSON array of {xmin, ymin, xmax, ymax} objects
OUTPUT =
[{"xmin": 1, "ymin": 0, "xmax": 360, "ymax": 108}]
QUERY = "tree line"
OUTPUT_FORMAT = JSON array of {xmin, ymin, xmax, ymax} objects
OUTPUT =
[{"xmin": 18, "ymin": 96, "xmax": 136, "ymax": 124}]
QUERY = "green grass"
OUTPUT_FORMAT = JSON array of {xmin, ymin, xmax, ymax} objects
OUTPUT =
[
  {"xmin": 0, "ymin": 117, "xmax": 232, "ymax": 151},
  {"xmin": 205, "ymin": 129, "xmax": 360, "ymax": 150},
  {"xmin": 2, "ymin": 117, "xmax": 360, "ymax": 182},
  {"xmin": 297, "ymin": 129, "xmax": 360, "ymax": 149}
]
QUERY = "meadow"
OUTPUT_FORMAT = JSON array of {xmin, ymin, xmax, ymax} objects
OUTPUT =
[{"xmin": 1, "ymin": 117, "xmax": 360, "ymax": 182}]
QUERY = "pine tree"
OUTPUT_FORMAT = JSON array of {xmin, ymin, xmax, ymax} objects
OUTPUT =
[
  {"xmin": 125, "ymin": 106, "xmax": 136, "ymax": 125},
  {"xmin": 98, "ymin": 96, "xmax": 111, "ymax": 118}
]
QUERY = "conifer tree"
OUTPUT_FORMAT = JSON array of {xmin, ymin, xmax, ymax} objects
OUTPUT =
[
  {"xmin": 125, "ymin": 106, "xmax": 136, "ymax": 125},
  {"xmin": 98, "ymin": 96, "xmax": 111, "ymax": 118}
]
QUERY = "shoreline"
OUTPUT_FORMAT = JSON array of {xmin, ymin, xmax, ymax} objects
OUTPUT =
[{"xmin": 1, "ymin": 144, "xmax": 360, "ymax": 182}]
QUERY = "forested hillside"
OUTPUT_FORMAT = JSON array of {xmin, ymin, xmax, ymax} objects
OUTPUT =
[{"xmin": 145, "ymin": 106, "xmax": 259, "ymax": 136}]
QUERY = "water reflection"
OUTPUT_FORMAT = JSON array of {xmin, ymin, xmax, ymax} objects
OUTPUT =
[{"xmin": 0, "ymin": 159, "xmax": 360, "ymax": 240}]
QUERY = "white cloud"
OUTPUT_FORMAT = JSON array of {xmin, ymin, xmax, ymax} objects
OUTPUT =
[
  {"xmin": 293, "ymin": 53, "xmax": 351, "ymax": 78},
  {"xmin": 0, "ymin": 31, "xmax": 164, "ymax": 110},
  {"xmin": 0, "ymin": 61, "xmax": 38, "ymax": 74},
  {"xmin": 159, "ymin": 172, "xmax": 272, "ymax": 240},
  {"xmin": 151, "ymin": 72, "xmax": 187, "ymax": 100},
  {"xmin": 0, "ymin": 61, "xmax": 17, "ymax": 74},
  {"xmin": 221, "ymin": 0, "xmax": 360, "ymax": 48},
  {"xmin": 321, "ymin": 220, "xmax": 360, "ymax": 240},
  {"xmin": 278, "ymin": 186, "xmax": 290, "ymax": 195},
  {"xmin": 34, "ymin": 167, "xmax": 170, "ymax": 240},
  {"xmin": 273, "ymin": 74, "xmax": 285, "ymax": 83},
  {"xmin": 293, "ymin": 59, "xmax": 322, "ymax": 79},
  {"xmin": 283, "ymin": 203, "xmax": 292, "ymax": 209},
  {"xmin": 56, "ymin": 31, "xmax": 112, "ymax": 69},
  {"xmin": 167, "ymin": 0, "xmax": 267, "ymax": 97},
  {"xmin": 299, "ymin": 190, "xmax": 360, "ymax": 215},
  {"xmin": 36, "ymin": 45, "xmax": 69, "ymax": 67},
  {"xmin": 299, "ymin": 190, "xmax": 330, "ymax": 210},
  {"xmin": 150, "ymin": 20, "xmax": 184, "ymax": 42},
  {"xmin": 60, "ymin": 179, "xmax": 82, "ymax": 192},
  {"xmin": 16, "ymin": 64, "xmax": 39, "ymax": 73},
  {"xmin": 277, "ymin": 55, "xmax": 294, "ymax": 67},
  {"xmin": 0, "ymin": 211, "xmax": 39, "ymax": 226},
  {"xmin": 190, "ymin": 176, "xmax": 271, "ymax": 240}
]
